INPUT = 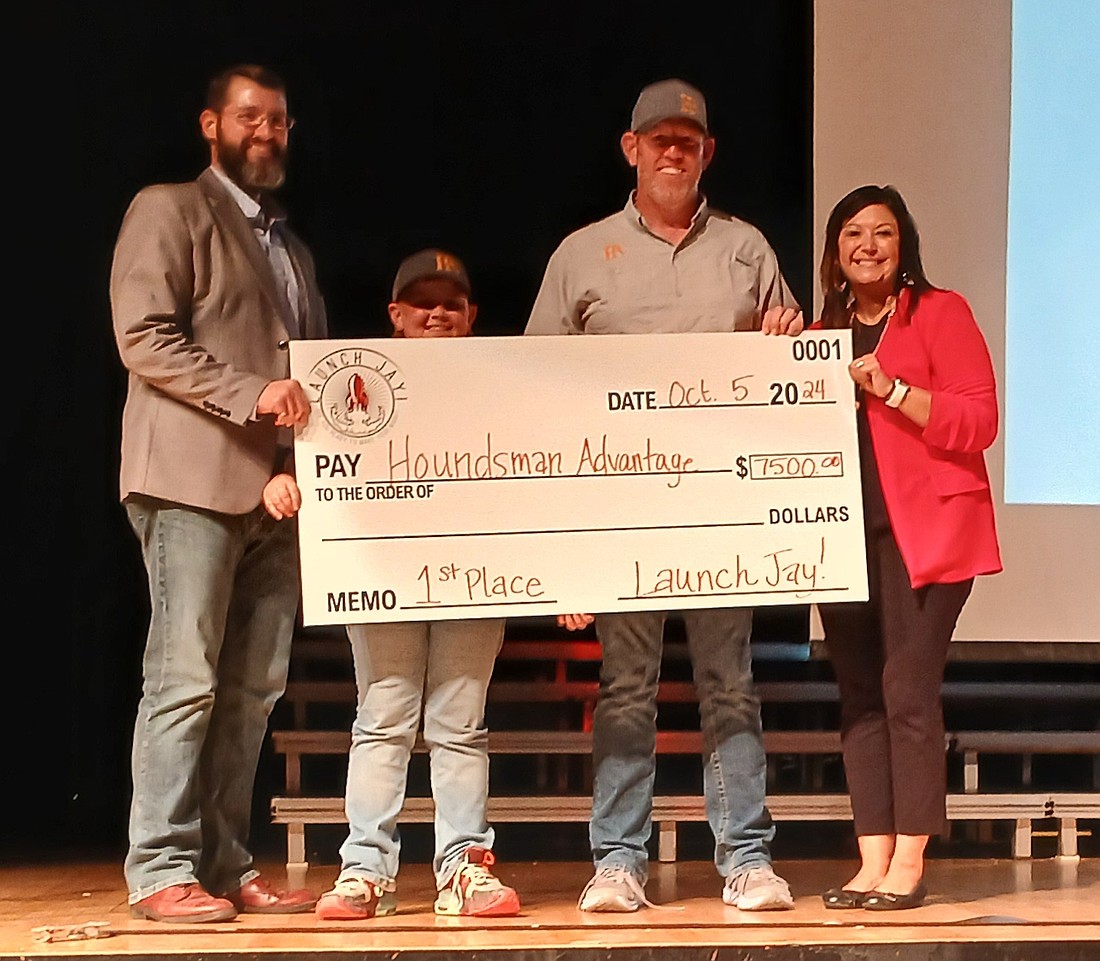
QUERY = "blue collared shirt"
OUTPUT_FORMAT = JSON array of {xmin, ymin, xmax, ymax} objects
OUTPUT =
[{"xmin": 210, "ymin": 164, "xmax": 302, "ymax": 337}]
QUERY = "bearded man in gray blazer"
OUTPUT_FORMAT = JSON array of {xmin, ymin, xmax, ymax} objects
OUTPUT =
[{"xmin": 111, "ymin": 64, "xmax": 325, "ymax": 923}]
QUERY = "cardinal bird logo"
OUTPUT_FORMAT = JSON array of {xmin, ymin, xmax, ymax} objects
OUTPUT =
[{"xmin": 347, "ymin": 373, "xmax": 370, "ymax": 413}]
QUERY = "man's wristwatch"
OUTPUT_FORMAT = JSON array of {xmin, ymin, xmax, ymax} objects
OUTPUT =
[{"xmin": 884, "ymin": 377, "xmax": 911, "ymax": 408}]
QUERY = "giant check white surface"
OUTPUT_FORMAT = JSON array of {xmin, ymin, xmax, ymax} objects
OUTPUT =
[{"xmin": 291, "ymin": 332, "xmax": 867, "ymax": 625}]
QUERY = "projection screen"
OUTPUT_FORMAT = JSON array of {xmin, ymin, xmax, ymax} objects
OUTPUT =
[{"xmin": 813, "ymin": 0, "xmax": 1099, "ymax": 647}]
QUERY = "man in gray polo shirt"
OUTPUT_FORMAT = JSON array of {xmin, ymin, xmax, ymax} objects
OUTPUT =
[{"xmin": 525, "ymin": 78, "xmax": 801, "ymax": 912}]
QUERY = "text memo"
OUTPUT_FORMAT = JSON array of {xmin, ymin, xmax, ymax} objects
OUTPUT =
[{"xmin": 290, "ymin": 331, "xmax": 868, "ymax": 624}]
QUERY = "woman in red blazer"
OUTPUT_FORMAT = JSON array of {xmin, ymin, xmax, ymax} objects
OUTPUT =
[{"xmin": 814, "ymin": 185, "xmax": 1002, "ymax": 910}]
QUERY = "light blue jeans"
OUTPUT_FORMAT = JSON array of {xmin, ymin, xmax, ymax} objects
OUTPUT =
[
  {"xmin": 339, "ymin": 618, "xmax": 505, "ymax": 890},
  {"xmin": 590, "ymin": 609, "xmax": 775, "ymax": 883},
  {"xmin": 123, "ymin": 496, "xmax": 300, "ymax": 903}
]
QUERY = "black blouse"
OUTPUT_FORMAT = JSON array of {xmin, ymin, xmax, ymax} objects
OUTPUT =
[{"xmin": 851, "ymin": 317, "xmax": 892, "ymax": 536}]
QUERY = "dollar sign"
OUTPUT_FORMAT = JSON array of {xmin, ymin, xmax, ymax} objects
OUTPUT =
[{"xmin": 736, "ymin": 455, "xmax": 748, "ymax": 479}]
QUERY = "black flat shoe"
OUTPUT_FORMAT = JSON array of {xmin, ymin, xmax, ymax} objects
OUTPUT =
[
  {"xmin": 822, "ymin": 887, "xmax": 870, "ymax": 909},
  {"xmin": 863, "ymin": 882, "xmax": 928, "ymax": 911}
]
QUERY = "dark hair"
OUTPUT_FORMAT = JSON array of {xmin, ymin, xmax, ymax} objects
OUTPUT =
[
  {"xmin": 206, "ymin": 64, "xmax": 286, "ymax": 112},
  {"xmin": 818, "ymin": 184, "xmax": 934, "ymax": 329}
]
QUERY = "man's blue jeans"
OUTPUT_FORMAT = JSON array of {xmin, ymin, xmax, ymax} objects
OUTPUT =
[
  {"xmin": 338, "ymin": 618, "xmax": 505, "ymax": 890},
  {"xmin": 123, "ymin": 496, "xmax": 300, "ymax": 903},
  {"xmin": 590, "ymin": 609, "xmax": 775, "ymax": 882}
]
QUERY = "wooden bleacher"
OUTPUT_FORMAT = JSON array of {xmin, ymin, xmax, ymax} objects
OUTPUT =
[{"xmin": 268, "ymin": 625, "xmax": 1100, "ymax": 887}]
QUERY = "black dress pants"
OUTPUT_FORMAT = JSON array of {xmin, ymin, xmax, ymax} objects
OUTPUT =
[{"xmin": 820, "ymin": 526, "xmax": 972, "ymax": 837}]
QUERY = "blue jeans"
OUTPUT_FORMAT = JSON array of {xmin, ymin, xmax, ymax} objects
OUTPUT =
[
  {"xmin": 123, "ymin": 496, "xmax": 300, "ymax": 903},
  {"xmin": 339, "ymin": 618, "xmax": 505, "ymax": 890},
  {"xmin": 591, "ymin": 609, "xmax": 774, "ymax": 882}
]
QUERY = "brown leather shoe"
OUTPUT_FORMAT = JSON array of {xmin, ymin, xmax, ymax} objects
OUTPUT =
[
  {"xmin": 227, "ymin": 876, "xmax": 318, "ymax": 914},
  {"xmin": 130, "ymin": 883, "xmax": 238, "ymax": 923}
]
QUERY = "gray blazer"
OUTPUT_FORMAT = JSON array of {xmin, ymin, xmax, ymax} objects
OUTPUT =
[{"xmin": 111, "ymin": 168, "xmax": 328, "ymax": 514}]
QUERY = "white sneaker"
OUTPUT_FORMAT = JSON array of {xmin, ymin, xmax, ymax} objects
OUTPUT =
[
  {"xmin": 433, "ymin": 847, "xmax": 521, "ymax": 917},
  {"xmin": 315, "ymin": 876, "xmax": 397, "ymax": 920},
  {"xmin": 722, "ymin": 865, "xmax": 794, "ymax": 910},
  {"xmin": 578, "ymin": 866, "xmax": 650, "ymax": 912}
]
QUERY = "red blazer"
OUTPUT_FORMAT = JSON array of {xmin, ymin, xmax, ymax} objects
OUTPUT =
[{"xmin": 819, "ymin": 287, "xmax": 1003, "ymax": 588}]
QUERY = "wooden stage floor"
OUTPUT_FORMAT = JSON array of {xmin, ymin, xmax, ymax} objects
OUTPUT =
[{"xmin": 3, "ymin": 857, "xmax": 1098, "ymax": 959}]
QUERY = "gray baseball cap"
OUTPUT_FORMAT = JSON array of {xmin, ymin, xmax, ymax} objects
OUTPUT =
[
  {"xmin": 630, "ymin": 78, "xmax": 708, "ymax": 134},
  {"xmin": 391, "ymin": 248, "xmax": 471, "ymax": 301}
]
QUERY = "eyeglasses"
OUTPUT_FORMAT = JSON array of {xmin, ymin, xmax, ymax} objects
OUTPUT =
[{"xmin": 226, "ymin": 109, "xmax": 296, "ymax": 133}]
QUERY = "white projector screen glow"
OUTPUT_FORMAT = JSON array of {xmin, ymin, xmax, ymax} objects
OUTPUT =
[{"xmin": 1005, "ymin": 0, "xmax": 1100, "ymax": 505}]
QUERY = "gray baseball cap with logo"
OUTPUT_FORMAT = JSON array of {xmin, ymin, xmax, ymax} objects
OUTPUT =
[
  {"xmin": 630, "ymin": 78, "xmax": 709, "ymax": 134},
  {"xmin": 391, "ymin": 248, "xmax": 472, "ymax": 301}
]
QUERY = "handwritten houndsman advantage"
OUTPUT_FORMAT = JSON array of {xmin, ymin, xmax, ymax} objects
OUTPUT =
[{"xmin": 290, "ymin": 331, "xmax": 868, "ymax": 624}]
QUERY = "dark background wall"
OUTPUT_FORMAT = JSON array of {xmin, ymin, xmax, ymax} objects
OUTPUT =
[{"xmin": 9, "ymin": 1, "xmax": 812, "ymax": 861}]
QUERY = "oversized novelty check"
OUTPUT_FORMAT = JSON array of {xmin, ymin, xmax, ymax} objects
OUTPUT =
[{"xmin": 290, "ymin": 331, "xmax": 868, "ymax": 625}]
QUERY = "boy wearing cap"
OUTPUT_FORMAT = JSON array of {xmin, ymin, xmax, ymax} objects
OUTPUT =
[
  {"xmin": 525, "ymin": 79, "xmax": 801, "ymax": 912},
  {"xmin": 264, "ymin": 250, "xmax": 520, "ymax": 920}
]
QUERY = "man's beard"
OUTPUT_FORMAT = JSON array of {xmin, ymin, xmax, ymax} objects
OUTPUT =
[
  {"xmin": 217, "ymin": 132, "xmax": 286, "ymax": 193},
  {"xmin": 646, "ymin": 172, "xmax": 699, "ymax": 210}
]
